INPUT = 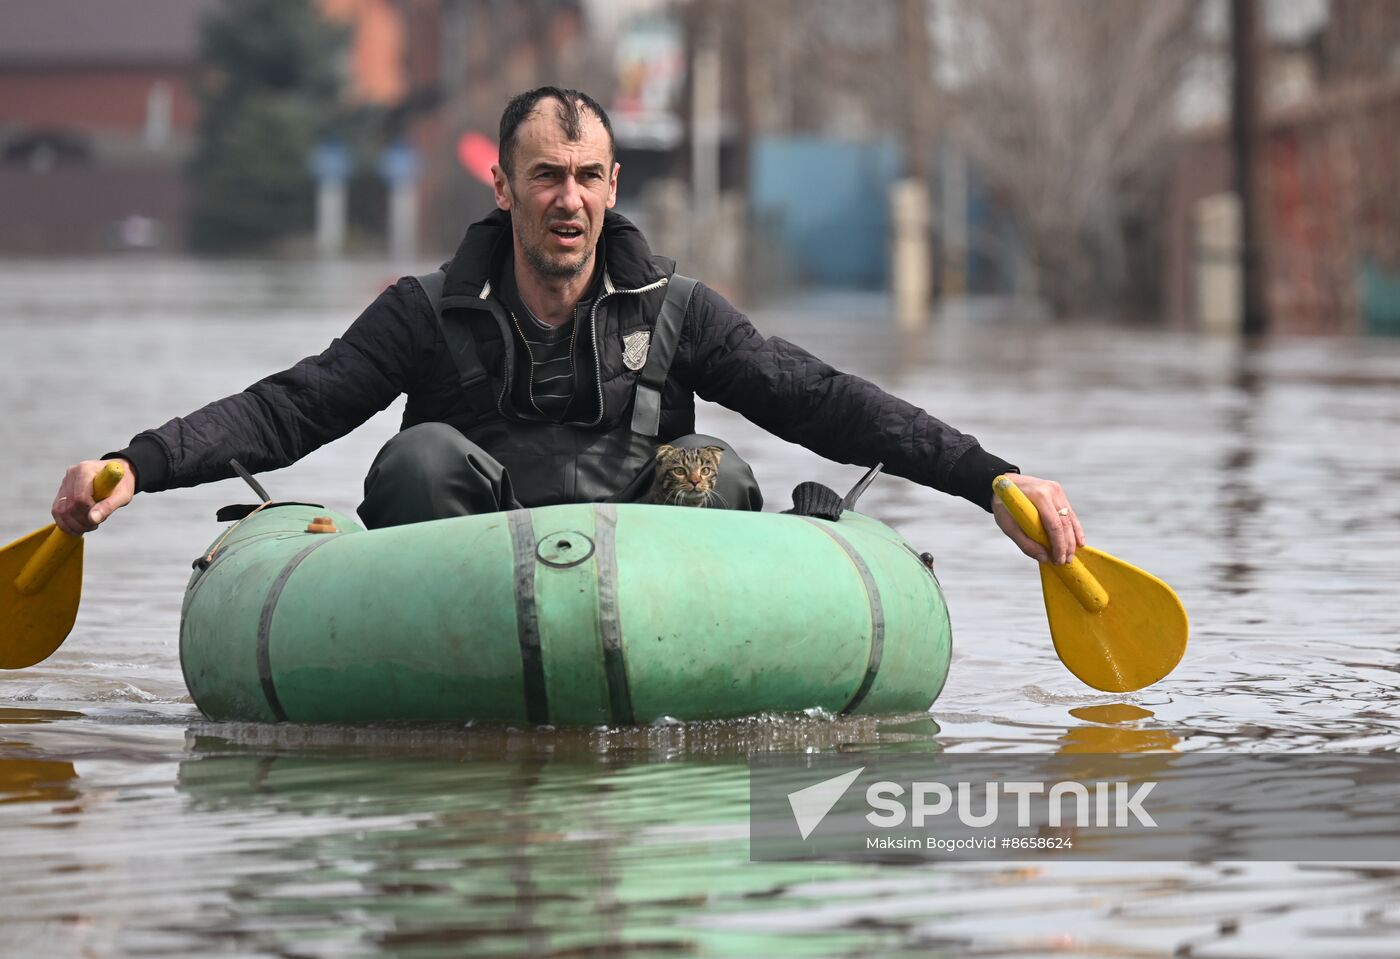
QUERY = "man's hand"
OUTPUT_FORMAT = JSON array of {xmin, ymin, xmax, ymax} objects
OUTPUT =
[
  {"xmin": 991, "ymin": 473, "xmax": 1084, "ymax": 565},
  {"xmin": 52, "ymin": 459, "xmax": 136, "ymax": 535}
]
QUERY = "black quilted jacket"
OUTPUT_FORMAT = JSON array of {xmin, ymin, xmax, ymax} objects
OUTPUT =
[{"xmin": 113, "ymin": 210, "xmax": 1014, "ymax": 510}]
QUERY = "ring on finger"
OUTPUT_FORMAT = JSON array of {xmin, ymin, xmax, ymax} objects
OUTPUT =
[{"xmin": 1056, "ymin": 506, "xmax": 1071, "ymax": 516}]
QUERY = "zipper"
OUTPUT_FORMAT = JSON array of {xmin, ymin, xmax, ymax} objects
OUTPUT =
[
  {"xmin": 482, "ymin": 272, "xmax": 669, "ymax": 427},
  {"xmin": 488, "ymin": 299, "xmax": 512, "ymax": 419},
  {"xmin": 507, "ymin": 309, "xmax": 542, "ymax": 416},
  {"xmin": 586, "ymin": 276, "xmax": 668, "ymax": 427}
]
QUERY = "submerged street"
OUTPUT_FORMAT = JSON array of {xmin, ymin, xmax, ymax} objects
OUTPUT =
[{"xmin": 2, "ymin": 258, "xmax": 1399, "ymax": 957}]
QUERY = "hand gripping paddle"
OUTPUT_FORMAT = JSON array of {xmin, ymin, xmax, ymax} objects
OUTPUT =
[
  {"xmin": 993, "ymin": 475, "xmax": 1188, "ymax": 691},
  {"xmin": 1, "ymin": 462, "xmax": 125, "ymax": 669}
]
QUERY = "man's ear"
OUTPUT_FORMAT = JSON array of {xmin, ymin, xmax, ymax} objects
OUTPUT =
[
  {"xmin": 606, "ymin": 161, "xmax": 620, "ymax": 209},
  {"xmin": 492, "ymin": 164, "xmax": 512, "ymax": 211}
]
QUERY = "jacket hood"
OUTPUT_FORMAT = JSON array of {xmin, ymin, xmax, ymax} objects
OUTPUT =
[{"xmin": 441, "ymin": 209, "xmax": 672, "ymax": 300}]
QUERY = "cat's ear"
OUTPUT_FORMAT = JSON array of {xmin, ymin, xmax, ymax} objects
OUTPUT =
[
  {"xmin": 655, "ymin": 444, "xmax": 677, "ymax": 461},
  {"xmin": 702, "ymin": 445, "xmax": 725, "ymax": 460}
]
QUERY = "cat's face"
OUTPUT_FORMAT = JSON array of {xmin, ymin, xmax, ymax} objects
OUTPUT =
[{"xmin": 653, "ymin": 444, "xmax": 724, "ymax": 507}]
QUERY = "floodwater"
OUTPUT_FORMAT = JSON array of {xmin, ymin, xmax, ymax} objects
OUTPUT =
[{"xmin": 2, "ymin": 258, "xmax": 1399, "ymax": 958}]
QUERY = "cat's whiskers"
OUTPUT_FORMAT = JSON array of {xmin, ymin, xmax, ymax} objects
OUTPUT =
[{"xmin": 646, "ymin": 443, "xmax": 725, "ymax": 509}]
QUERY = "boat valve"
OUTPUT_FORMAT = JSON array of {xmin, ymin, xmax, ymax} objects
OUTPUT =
[{"xmin": 305, "ymin": 516, "xmax": 339, "ymax": 534}]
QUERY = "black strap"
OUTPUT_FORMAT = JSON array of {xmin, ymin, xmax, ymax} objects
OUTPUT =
[
  {"xmin": 417, "ymin": 270, "xmax": 496, "ymax": 413},
  {"xmin": 630, "ymin": 273, "xmax": 697, "ymax": 436},
  {"xmin": 417, "ymin": 269, "xmax": 446, "ymax": 319},
  {"xmin": 422, "ymin": 269, "xmax": 695, "ymax": 436}
]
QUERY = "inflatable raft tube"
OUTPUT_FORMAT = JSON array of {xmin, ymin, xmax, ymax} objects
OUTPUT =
[{"xmin": 179, "ymin": 502, "xmax": 952, "ymax": 725}]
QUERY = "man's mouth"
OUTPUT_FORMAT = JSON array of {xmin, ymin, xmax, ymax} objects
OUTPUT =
[{"xmin": 550, "ymin": 224, "xmax": 585, "ymax": 241}]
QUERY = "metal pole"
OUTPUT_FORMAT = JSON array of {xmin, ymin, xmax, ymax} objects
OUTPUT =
[
  {"xmin": 388, "ymin": 179, "xmax": 418, "ymax": 262},
  {"xmin": 893, "ymin": 0, "xmax": 932, "ymax": 329},
  {"xmin": 690, "ymin": 17, "xmax": 722, "ymax": 276},
  {"xmin": 315, "ymin": 177, "xmax": 347, "ymax": 258},
  {"xmin": 901, "ymin": 0, "xmax": 929, "ymax": 183},
  {"xmin": 1231, "ymin": 0, "xmax": 1267, "ymax": 336}
]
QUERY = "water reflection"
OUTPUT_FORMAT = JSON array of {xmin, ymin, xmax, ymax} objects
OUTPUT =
[
  {"xmin": 0, "ymin": 706, "xmax": 85, "ymax": 725},
  {"xmin": 168, "ymin": 717, "xmax": 947, "ymax": 958},
  {"xmin": 1060, "ymin": 703, "xmax": 1181, "ymax": 753},
  {"xmin": 0, "ymin": 752, "xmax": 79, "ymax": 804},
  {"xmin": 0, "ymin": 708, "xmax": 84, "ymax": 804},
  {"xmin": 1, "ymin": 711, "xmax": 1398, "ymax": 957},
  {"xmin": 1215, "ymin": 342, "xmax": 1265, "ymax": 597}
]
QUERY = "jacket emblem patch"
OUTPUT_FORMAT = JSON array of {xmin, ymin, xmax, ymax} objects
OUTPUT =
[{"xmin": 622, "ymin": 330, "xmax": 651, "ymax": 371}]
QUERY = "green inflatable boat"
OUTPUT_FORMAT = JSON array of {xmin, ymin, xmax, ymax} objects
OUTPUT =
[{"xmin": 179, "ymin": 501, "xmax": 952, "ymax": 725}]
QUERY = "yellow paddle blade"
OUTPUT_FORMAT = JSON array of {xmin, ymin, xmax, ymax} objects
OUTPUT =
[
  {"xmin": 0, "ymin": 526, "xmax": 84, "ymax": 669},
  {"xmin": 993, "ymin": 475, "xmax": 1188, "ymax": 692},
  {"xmin": 0, "ymin": 462, "xmax": 124, "ymax": 670},
  {"xmin": 1039, "ymin": 546, "xmax": 1188, "ymax": 691}
]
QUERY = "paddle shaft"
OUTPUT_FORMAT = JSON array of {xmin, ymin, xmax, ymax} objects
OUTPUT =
[
  {"xmin": 14, "ymin": 463, "xmax": 125, "ymax": 595},
  {"xmin": 992, "ymin": 476, "xmax": 1108, "ymax": 613}
]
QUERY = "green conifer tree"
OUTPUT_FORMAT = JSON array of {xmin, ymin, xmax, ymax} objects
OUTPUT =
[{"xmin": 187, "ymin": 0, "xmax": 357, "ymax": 252}]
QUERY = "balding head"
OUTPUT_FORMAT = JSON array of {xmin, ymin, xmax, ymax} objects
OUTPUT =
[{"xmin": 498, "ymin": 86, "xmax": 615, "ymax": 178}]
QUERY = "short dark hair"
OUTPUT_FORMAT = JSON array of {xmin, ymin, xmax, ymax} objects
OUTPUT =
[{"xmin": 498, "ymin": 87, "xmax": 615, "ymax": 176}]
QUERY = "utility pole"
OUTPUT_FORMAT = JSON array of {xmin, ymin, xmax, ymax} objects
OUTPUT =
[
  {"xmin": 900, "ymin": 0, "xmax": 929, "ymax": 185},
  {"xmin": 690, "ymin": 14, "xmax": 722, "ymax": 281},
  {"xmin": 892, "ymin": 0, "xmax": 932, "ymax": 330},
  {"xmin": 1231, "ymin": 0, "xmax": 1267, "ymax": 336}
]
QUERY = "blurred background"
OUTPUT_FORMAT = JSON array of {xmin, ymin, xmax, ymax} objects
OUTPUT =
[{"xmin": 3, "ymin": 0, "xmax": 1398, "ymax": 335}]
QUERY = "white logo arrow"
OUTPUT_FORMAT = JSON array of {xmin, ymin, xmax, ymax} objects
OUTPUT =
[{"xmin": 787, "ymin": 766, "xmax": 865, "ymax": 840}]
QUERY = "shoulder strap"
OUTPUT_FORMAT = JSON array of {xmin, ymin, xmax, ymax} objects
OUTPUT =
[
  {"xmin": 416, "ymin": 269, "xmax": 446, "ymax": 321},
  {"xmin": 417, "ymin": 270, "xmax": 496, "ymax": 413},
  {"xmin": 630, "ymin": 273, "xmax": 698, "ymax": 436}
]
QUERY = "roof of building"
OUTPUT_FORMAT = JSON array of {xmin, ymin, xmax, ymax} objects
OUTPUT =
[{"xmin": 0, "ymin": 0, "xmax": 222, "ymax": 66}]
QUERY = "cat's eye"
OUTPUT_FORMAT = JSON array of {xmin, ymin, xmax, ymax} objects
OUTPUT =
[
  {"xmin": 671, "ymin": 467, "xmax": 685, "ymax": 476},
  {"xmin": 701, "ymin": 467, "xmax": 714, "ymax": 475}
]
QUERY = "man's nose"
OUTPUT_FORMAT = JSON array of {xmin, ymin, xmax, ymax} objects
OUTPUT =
[{"xmin": 555, "ymin": 175, "xmax": 584, "ymax": 212}]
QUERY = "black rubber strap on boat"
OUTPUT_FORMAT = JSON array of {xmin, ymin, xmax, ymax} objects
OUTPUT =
[
  {"xmin": 418, "ymin": 269, "xmax": 496, "ymax": 414},
  {"xmin": 508, "ymin": 509, "xmax": 550, "ymax": 725},
  {"xmin": 799, "ymin": 518, "xmax": 885, "ymax": 714},
  {"xmin": 593, "ymin": 504, "xmax": 636, "ymax": 725},
  {"xmin": 256, "ymin": 537, "xmax": 335, "ymax": 722},
  {"xmin": 630, "ymin": 273, "xmax": 697, "ymax": 437}
]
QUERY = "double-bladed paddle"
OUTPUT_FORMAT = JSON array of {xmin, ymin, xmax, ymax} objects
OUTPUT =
[
  {"xmin": 993, "ymin": 475, "xmax": 1188, "ymax": 691},
  {"xmin": 1, "ymin": 462, "xmax": 125, "ymax": 669}
]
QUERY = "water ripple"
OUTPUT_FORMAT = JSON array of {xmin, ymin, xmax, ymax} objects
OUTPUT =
[{"xmin": 3, "ymin": 261, "xmax": 1399, "ymax": 957}]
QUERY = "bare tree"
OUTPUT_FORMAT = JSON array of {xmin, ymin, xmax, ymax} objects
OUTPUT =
[{"xmin": 942, "ymin": 0, "xmax": 1203, "ymax": 318}]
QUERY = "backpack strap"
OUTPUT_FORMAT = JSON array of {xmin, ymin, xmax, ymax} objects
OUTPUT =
[
  {"xmin": 630, "ymin": 273, "xmax": 698, "ymax": 436},
  {"xmin": 417, "ymin": 270, "xmax": 496, "ymax": 414}
]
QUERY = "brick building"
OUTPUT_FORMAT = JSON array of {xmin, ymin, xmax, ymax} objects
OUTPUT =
[
  {"xmin": 0, "ymin": 0, "xmax": 220, "ymax": 253},
  {"xmin": 1165, "ymin": 0, "xmax": 1400, "ymax": 335}
]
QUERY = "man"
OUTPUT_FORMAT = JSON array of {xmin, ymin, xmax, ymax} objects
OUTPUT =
[{"xmin": 51, "ymin": 86, "xmax": 1083, "ymax": 566}]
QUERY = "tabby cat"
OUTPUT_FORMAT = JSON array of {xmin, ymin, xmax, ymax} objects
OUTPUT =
[{"xmin": 645, "ymin": 444, "xmax": 725, "ymax": 507}]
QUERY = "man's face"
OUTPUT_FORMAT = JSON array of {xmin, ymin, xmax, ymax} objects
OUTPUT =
[{"xmin": 493, "ymin": 103, "xmax": 619, "ymax": 283}]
